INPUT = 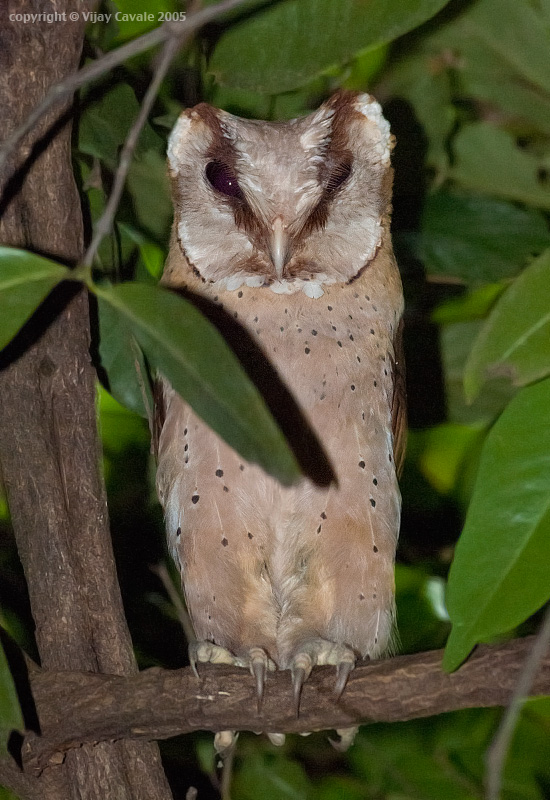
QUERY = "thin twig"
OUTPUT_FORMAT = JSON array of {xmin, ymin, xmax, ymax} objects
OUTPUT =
[
  {"xmin": 485, "ymin": 605, "xmax": 550, "ymax": 800},
  {"xmin": 150, "ymin": 561, "xmax": 196, "ymax": 644},
  {"xmin": 83, "ymin": 36, "xmax": 179, "ymax": 267},
  {"xmin": 0, "ymin": 0, "xmax": 251, "ymax": 173}
]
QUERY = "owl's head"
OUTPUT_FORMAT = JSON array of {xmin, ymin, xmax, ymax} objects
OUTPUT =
[{"xmin": 167, "ymin": 91, "xmax": 394, "ymax": 298}]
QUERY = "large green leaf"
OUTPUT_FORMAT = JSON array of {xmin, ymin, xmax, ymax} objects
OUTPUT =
[
  {"xmin": 441, "ymin": 0, "xmax": 550, "ymax": 136},
  {"xmin": 0, "ymin": 248, "xmax": 71, "ymax": 351},
  {"xmin": 419, "ymin": 192, "xmax": 550, "ymax": 284},
  {"xmin": 441, "ymin": 321, "xmax": 515, "ymax": 426},
  {"xmin": 208, "ymin": 0, "xmax": 452, "ymax": 94},
  {"xmin": 450, "ymin": 123, "xmax": 550, "ymax": 210},
  {"xmin": 443, "ymin": 377, "xmax": 550, "ymax": 671},
  {"xmin": 460, "ymin": 0, "xmax": 550, "ymax": 98},
  {"xmin": 464, "ymin": 249, "xmax": 550, "ymax": 403},
  {"xmin": 0, "ymin": 639, "xmax": 23, "ymax": 754},
  {"xmin": 92, "ymin": 282, "xmax": 300, "ymax": 485}
]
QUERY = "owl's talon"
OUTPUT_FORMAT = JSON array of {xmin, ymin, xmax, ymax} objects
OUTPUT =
[
  {"xmin": 249, "ymin": 652, "xmax": 267, "ymax": 710},
  {"xmin": 292, "ymin": 666, "xmax": 307, "ymax": 716},
  {"xmin": 267, "ymin": 732, "xmax": 286, "ymax": 747},
  {"xmin": 188, "ymin": 642, "xmax": 200, "ymax": 678},
  {"xmin": 334, "ymin": 658, "xmax": 355, "ymax": 698},
  {"xmin": 291, "ymin": 653, "xmax": 313, "ymax": 715}
]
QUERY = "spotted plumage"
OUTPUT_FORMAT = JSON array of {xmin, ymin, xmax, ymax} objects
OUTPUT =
[{"xmin": 155, "ymin": 91, "xmax": 405, "ymax": 735}]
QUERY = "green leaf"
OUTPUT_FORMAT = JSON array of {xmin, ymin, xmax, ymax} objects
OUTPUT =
[
  {"xmin": 432, "ymin": 283, "xmax": 506, "ymax": 325},
  {"xmin": 441, "ymin": 321, "xmax": 516, "ymax": 426},
  {"xmin": 443, "ymin": 377, "xmax": 550, "ymax": 671},
  {"xmin": 91, "ymin": 282, "xmax": 300, "ymax": 485},
  {"xmin": 464, "ymin": 249, "xmax": 550, "ymax": 402},
  {"xmin": 381, "ymin": 46, "xmax": 455, "ymax": 174},
  {"xmin": 79, "ymin": 84, "xmax": 163, "ymax": 168},
  {"xmin": 0, "ymin": 639, "xmax": 24, "ymax": 754},
  {"xmin": 97, "ymin": 298, "xmax": 152, "ymax": 418},
  {"xmin": 208, "ymin": 0, "xmax": 452, "ymax": 94},
  {"xmin": 109, "ymin": 0, "xmax": 180, "ymax": 42},
  {"xmin": 420, "ymin": 192, "xmax": 550, "ymax": 284},
  {"xmin": 450, "ymin": 124, "xmax": 550, "ymax": 210},
  {"xmin": 460, "ymin": 0, "xmax": 550, "ymax": 99},
  {"xmin": 0, "ymin": 248, "xmax": 71, "ymax": 351},
  {"xmin": 98, "ymin": 385, "xmax": 149, "ymax": 456},
  {"xmin": 117, "ymin": 223, "xmax": 165, "ymax": 282},
  {"xmin": 436, "ymin": 0, "xmax": 550, "ymax": 136}
]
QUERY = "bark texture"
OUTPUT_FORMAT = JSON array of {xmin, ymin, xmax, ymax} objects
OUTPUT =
[{"xmin": 0, "ymin": 3, "xmax": 172, "ymax": 798}]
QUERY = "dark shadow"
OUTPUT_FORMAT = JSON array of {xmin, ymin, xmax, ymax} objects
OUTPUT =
[
  {"xmin": 0, "ymin": 628, "xmax": 40, "ymax": 743},
  {"xmin": 173, "ymin": 287, "xmax": 336, "ymax": 488},
  {"xmin": 0, "ymin": 280, "xmax": 82, "ymax": 372}
]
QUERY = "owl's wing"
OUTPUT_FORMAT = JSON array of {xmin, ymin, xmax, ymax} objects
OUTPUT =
[{"xmin": 391, "ymin": 318, "xmax": 407, "ymax": 478}]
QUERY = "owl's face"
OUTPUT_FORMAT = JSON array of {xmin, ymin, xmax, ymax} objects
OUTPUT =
[{"xmin": 167, "ymin": 91, "xmax": 393, "ymax": 298}]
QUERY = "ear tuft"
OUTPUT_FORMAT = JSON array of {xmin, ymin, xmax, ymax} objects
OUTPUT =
[
  {"xmin": 352, "ymin": 94, "xmax": 392, "ymax": 164},
  {"xmin": 167, "ymin": 112, "xmax": 193, "ymax": 172}
]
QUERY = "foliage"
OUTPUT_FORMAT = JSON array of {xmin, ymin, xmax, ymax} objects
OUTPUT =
[{"xmin": 1, "ymin": 0, "xmax": 550, "ymax": 797}]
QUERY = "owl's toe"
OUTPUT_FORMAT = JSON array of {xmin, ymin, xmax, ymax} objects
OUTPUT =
[
  {"xmin": 289, "ymin": 638, "xmax": 357, "ymax": 713},
  {"xmin": 214, "ymin": 730, "xmax": 238, "ymax": 759},
  {"xmin": 266, "ymin": 732, "xmax": 286, "ymax": 747},
  {"xmin": 329, "ymin": 726, "xmax": 359, "ymax": 752},
  {"xmin": 188, "ymin": 641, "xmax": 238, "ymax": 677}
]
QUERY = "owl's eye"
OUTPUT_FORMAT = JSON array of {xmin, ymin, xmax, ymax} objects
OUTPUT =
[
  {"xmin": 325, "ymin": 159, "xmax": 352, "ymax": 193},
  {"xmin": 205, "ymin": 160, "xmax": 244, "ymax": 200}
]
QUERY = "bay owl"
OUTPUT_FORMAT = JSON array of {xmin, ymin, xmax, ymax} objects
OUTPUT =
[{"xmin": 155, "ymin": 91, "xmax": 405, "ymax": 718}]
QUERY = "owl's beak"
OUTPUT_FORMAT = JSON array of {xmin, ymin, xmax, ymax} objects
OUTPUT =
[{"xmin": 269, "ymin": 216, "xmax": 290, "ymax": 279}]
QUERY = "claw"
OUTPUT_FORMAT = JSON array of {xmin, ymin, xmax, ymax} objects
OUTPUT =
[
  {"xmin": 334, "ymin": 659, "xmax": 355, "ymax": 698},
  {"xmin": 188, "ymin": 642, "xmax": 200, "ymax": 679},
  {"xmin": 251, "ymin": 658, "xmax": 265, "ymax": 712},
  {"xmin": 291, "ymin": 665, "xmax": 308, "ymax": 716}
]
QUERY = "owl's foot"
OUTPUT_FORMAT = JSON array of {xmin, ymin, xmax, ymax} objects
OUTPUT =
[
  {"xmin": 266, "ymin": 732, "xmax": 286, "ymax": 747},
  {"xmin": 290, "ymin": 638, "xmax": 356, "ymax": 713},
  {"xmin": 189, "ymin": 641, "xmax": 276, "ymax": 708},
  {"xmin": 214, "ymin": 729, "xmax": 238, "ymax": 759},
  {"xmin": 329, "ymin": 726, "xmax": 359, "ymax": 752},
  {"xmin": 189, "ymin": 641, "xmax": 238, "ymax": 677}
]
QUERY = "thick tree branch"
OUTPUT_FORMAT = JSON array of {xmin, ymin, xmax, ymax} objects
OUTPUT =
[{"xmin": 19, "ymin": 637, "xmax": 550, "ymax": 773}]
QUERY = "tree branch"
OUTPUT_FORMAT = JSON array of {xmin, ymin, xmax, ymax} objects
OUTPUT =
[
  {"xmin": 21, "ymin": 637, "xmax": 550, "ymax": 773},
  {"xmin": 0, "ymin": 0, "xmax": 254, "ymax": 174}
]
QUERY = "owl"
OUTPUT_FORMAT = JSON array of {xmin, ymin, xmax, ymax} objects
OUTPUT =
[{"xmin": 155, "ymin": 91, "xmax": 405, "ymax": 730}]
